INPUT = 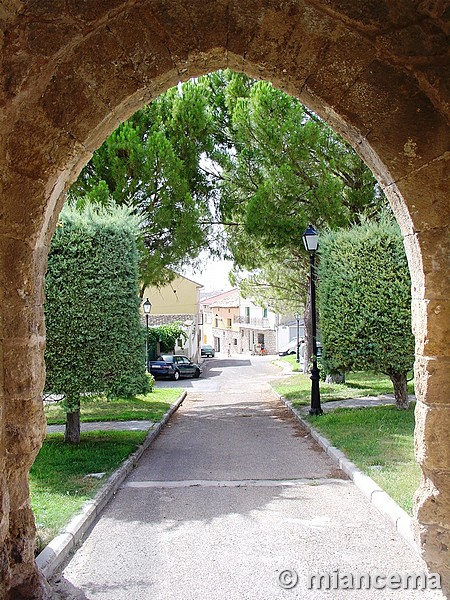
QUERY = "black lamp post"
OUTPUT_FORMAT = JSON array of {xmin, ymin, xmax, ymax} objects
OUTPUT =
[
  {"xmin": 295, "ymin": 313, "xmax": 301, "ymax": 363},
  {"xmin": 143, "ymin": 297, "xmax": 152, "ymax": 369},
  {"xmin": 302, "ymin": 225, "xmax": 323, "ymax": 416}
]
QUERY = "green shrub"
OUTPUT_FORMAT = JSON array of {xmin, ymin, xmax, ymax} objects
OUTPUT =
[
  {"xmin": 45, "ymin": 203, "xmax": 149, "ymax": 440},
  {"xmin": 317, "ymin": 216, "xmax": 414, "ymax": 408}
]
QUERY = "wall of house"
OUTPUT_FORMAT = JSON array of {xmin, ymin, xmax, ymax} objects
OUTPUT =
[
  {"xmin": 142, "ymin": 275, "xmax": 201, "ymax": 316},
  {"xmin": 238, "ymin": 298, "xmax": 278, "ymax": 329},
  {"xmin": 240, "ymin": 328, "xmax": 277, "ymax": 354},
  {"xmin": 277, "ymin": 323, "xmax": 305, "ymax": 349},
  {"xmin": 213, "ymin": 306, "xmax": 240, "ymax": 333}
]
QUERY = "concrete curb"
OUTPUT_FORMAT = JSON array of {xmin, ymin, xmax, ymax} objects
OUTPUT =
[
  {"xmin": 275, "ymin": 391, "xmax": 418, "ymax": 553},
  {"xmin": 272, "ymin": 358, "xmax": 295, "ymax": 376},
  {"xmin": 36, "ymin": 390, "xmax": 187, "ymax": 579}
]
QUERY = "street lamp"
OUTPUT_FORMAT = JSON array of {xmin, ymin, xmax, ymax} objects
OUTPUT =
[
  {"xmin": 143, "ymin": 297, "xmax": 152, "ymax": 369},
  {"xmin": 302, "ymin": 225, "xmax": 323, "ymax": 416}
]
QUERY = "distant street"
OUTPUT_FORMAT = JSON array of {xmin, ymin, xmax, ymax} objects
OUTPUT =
[
  {"xmin": 52, "ymin": 356, "xmax": 442, "ymax": 599},
  {"xmin": 152, "ymin": 352, "xmax": 267, "ymax": 393}
]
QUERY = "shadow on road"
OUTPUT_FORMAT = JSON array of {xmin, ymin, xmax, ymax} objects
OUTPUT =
[
  {"xmin": 154, "ymin": 357, "xmax": 256, "ymax": 387},
  {"xmin": 205, "ymin": 358, "xmax": 253, "ymax": 368}
]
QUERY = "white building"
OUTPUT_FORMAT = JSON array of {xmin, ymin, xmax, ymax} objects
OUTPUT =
[
  {"xmin": 200, "ymin": 289, "xmax": 281, "ymax": 355},
  {"xmin": 276, "ymin": 318, "xmax": 305, "ymax": 349}
]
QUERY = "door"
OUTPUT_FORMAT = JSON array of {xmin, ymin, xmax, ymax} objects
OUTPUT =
[{"xmin": 176, "ymin": 356, "xmax": 195, "ymax": 377}]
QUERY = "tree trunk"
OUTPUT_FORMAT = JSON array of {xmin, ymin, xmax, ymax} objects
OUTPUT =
[
  {"xmin": 303, "ymin": 283, "xmax": 312, "ymax": 374},
  {"xmin": 325, "ymin": 373, "xmax": 346, "ymax": 384},
  {"xmin": 388, "ymin": 370, "xmax": 409, "ymax": 409},
  {"xmin": 64, "ymin": 408, "xmax": 81, "ymax": 443}
]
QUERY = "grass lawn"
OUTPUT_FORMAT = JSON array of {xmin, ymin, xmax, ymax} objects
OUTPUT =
[
  {"xmin": 273, "ymin": 354, "xmax": 300, "ymax": 371},
  {"xmin": 30, "ymin": 430, "xmax": 148, "ymax": 553},
  {"xmin": 305, "ymin": 405, "xmax": 419, "ymax": 515},
  {"xmin": 44, "ymin": 386, "xmax": 181, "ymax": 425},
  {"xmin": 271, "ymin": 367, "xmax": 414, "ymax": 407}
]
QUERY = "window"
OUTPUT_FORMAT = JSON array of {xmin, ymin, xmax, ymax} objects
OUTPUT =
[
  {"xmin": 227, "ymin": 318, "xmax": 232, "ymax": 328},
  {"xmin": 215, "ymin": 318, "xmax": 219, "ymax": 328},
  {"xmin": 245, "ymin": 307, "xmax": 250, "ymax": 323},
  {"xmin": 263, "ymin": 308, "xmax": 268, "ymax": 318},
  {"xmin": 234, "ymin": 338, "xmax": 238, "ymax": 345}
]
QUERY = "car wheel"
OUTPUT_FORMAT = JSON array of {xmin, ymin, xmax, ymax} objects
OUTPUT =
[
  {"xmin": 193, "ymin": 368, "xmax": 200, "ymax": 379},
  {"xmin": 173, "ymin": 370, "xmax": 180, "ymax": 381}
]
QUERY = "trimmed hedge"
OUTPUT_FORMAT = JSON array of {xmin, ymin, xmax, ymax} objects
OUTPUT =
[
  {"xmin": 44, "ymin": 203, "xmax": 149, "ymax": 412},
  {"xmin": 317, "ymin": 217, "xmax": 414, "ymax": 402}
]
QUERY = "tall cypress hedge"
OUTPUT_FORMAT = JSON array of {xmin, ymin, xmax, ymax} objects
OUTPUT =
[
  {"xmin": 44, "ymin": 204, "xmax": 149, "ymax": 441},
  {"xmin": 317, "ymin": 217, "xmax": 415, "ymax": 408}
]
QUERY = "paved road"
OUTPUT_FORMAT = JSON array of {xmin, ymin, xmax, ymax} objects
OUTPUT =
[{"xmin": 51, "ymin": 356, "xmax": 443, "ymax": 599}]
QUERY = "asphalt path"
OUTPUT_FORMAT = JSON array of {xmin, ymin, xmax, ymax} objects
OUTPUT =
[{"xmin": 51, "ymin": 355, "xmax": 443, "ymax": 599}]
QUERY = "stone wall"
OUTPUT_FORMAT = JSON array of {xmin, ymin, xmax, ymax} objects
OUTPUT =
[
  {"xmin": 240, "ymin": 329, "xmax": 277, "ymax": 355},
  {"xmin": 0, "ymin": 2, "xmax": 448, "ymax": 597}
]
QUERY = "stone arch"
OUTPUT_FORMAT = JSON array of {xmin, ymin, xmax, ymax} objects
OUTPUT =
[{"xmin": 0, "ymin": 2, "xmax": 448, "ymax": 597}]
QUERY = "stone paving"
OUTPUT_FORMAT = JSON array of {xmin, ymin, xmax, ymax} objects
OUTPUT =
[
  {"xmin": 50, "ymin": 358, "xmax": 443, "ymax": 600},
  {"xmin": 301, "ymin": 394, "xmax": 416, "ymax": 412},
  {"xmin": 46, "ymin": 420, "xmax": 156, "ymax": 434}
]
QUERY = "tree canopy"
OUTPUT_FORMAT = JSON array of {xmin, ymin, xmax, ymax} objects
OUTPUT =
[
  {"xmin": 200, "ymin": 71, "xmax": 387, "ymax": 312},
  {"xmin": 70, "ymin": 81, "xmax": 216, "ymax": 287},
  {"xmin": 147, "ymin": 322, "xmax": 188, "ymax": 358},
  {"xmin": 69, "ymin": 70, "xmax": 386, "ymax": 301}
]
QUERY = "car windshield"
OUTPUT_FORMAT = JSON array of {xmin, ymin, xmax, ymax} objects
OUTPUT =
[{"xmin": 157, "ymin": 355, "xmax": 174, "ymax": 363}]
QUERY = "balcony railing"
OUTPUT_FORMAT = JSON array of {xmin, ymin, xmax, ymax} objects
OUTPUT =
[{"xmin": 234, "ymin": 316, "xmax": 271, "ymax": 329}]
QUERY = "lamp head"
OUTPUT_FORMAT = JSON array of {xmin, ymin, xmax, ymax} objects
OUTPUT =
[
  {"xmin": 302, "ymin": 224, "xmax": 319, "ymax": 253},
  {"xmin": 143, "ymin": 298, "xmax": 152, "ymax": 314}
]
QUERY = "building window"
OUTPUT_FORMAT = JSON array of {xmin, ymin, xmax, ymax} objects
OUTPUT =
[
  {"xmin": 215, "ymin": 318, "xmax": 219, "ymax": 328},
  {"xmin": 227, "ymin": 318, "xmax": 232, "ymax": 328},
  {"xmin": 234, "ymin": 338, "xmax": 238, "ymax": 345},
  {"xmin": 263, "ymin": 308, "xmax": 268, "ymax": 318},
  {"xmin": 245, "ymin": 307, "xmax": 250, "ymax": 323}
]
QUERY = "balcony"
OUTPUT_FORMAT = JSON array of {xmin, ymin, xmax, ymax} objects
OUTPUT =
[{"xmin": 234, "ymin": 316, "xmax": 271, "ymax": 329}]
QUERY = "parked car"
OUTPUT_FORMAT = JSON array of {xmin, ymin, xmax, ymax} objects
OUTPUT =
[
  {"xmin": 201, "ymin": 344, "xmax": 215, "ymax": 358},
  {"xmin": 278, "ymin": 339, "xmax": 299, "ymax": 356},
  {"xmin": 149, "ymin": 354, "xmax": 201, "ymax": 381}
]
